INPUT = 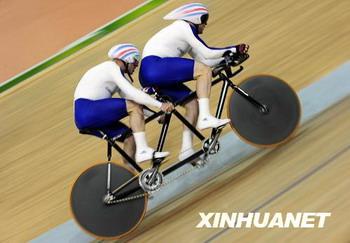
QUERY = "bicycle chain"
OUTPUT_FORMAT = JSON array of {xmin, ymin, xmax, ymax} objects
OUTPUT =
[
  {"xmin": 109, "ymin": 192, "xmax": 148, "ymax": 204},
  {"xmin": 110, "ymin": 158, "xmax": 207, "ymax": 204}
]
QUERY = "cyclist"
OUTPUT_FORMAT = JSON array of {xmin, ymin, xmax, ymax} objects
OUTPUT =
[
  {"xmin": 139, "ymin": 3, "xmax": 249, "ymax": 160},
  {"xmin": 74, "ymin": 43, "xmax": 173, "ymax": 163}
]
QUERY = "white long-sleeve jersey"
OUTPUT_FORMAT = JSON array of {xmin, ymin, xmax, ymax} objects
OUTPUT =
[
  {"xmin": 142, "ymin": 20, "xmax": 237, "ymax": 67},
  {"xmin": 74, "ymin": 61, "xmax": 162, "ymax": 108}
]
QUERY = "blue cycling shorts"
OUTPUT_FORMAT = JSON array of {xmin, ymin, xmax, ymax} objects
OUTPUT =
[
  {"xmin": 74, "ymin": 98, "xmax": 129, "ymax": 140},
  {"xmin": 139, "ymin": 56, "xmax": 195, "ymax": 102}
]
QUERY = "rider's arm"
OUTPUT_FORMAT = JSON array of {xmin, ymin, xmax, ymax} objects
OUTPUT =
[
  {"xmin": 189, "ymin": 49, "xmax": 224, "ymax": 68},
  {"xmin": 182, "ymin": 22, "xmax": 237, "ymax": 59},
  {"xmin": 143, "ymin": 108, "xmax": 155, "ymax": 118},
  {"xmin": 109, "ymin": 64, "xmax": 162, "ymax": 109}
]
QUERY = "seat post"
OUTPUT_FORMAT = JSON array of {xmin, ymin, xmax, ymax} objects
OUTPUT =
[{"xmin": 107, "ymin": 142, "xmax": 112, "ymax": 161}]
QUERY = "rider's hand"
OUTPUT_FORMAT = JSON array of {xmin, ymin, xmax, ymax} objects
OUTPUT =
[
  {"xmin": 236, "ymin": 43, "xmax": 249, "ymax": 54},
  {"xmin": 157, "ymin": 114, "xmax": 166, "ymax": 124},
  {"xmin": 142, "ymin": 87, "xmax": 157, "ymax": 95},
  {"xmin": 221, "ymin": 44, "xmax": 249, "ymax": 67},
  {"xmin": 160, "ymin": 102, "xmax": 174, "ymax": 113}
]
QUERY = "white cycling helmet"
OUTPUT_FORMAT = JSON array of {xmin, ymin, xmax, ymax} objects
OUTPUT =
[
  {"xmin": 163, "ymin": 2, "xmax": 209, "ymax": 25},
  {"xmin": 108, "ymin": 43, "xmax": 141, "ymax": 64}
]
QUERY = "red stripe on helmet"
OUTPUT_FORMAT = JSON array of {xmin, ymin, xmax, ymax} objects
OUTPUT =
[
  {"xmin": 116, "ymin": 48, "xmax": 137, "ymax": 58},
  {"xmin": 182, "ymin": 7, "xmax": 207, "ymax": 14}
]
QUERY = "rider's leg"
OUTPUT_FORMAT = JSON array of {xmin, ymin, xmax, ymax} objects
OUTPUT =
[
  {"xmin": 122, "ymin": 135, "xmax": 143, "ymax": 171},
  {"xmin": 179, "ymin": 99, "xmax": 198, "ymax": 160},
  {"xmin": 123, "ymin": 135, "xmax": 136, "ymax": 163},
  {"xmin": 126, "ymin": 100, "xmax": 169, "ymax": 163},
  {"xmin": 139, "ymin": 57, "xmax": 228, "ymax": 130},
  {"xmin": 194, "ymin": 62, "xmax": 230, "ymax": 130},
  {"xmin": 194, "ymin": 61, "xmax": 212, "ymax": 98},
  {"xmin": 127, "ymin": 100, "xmax": 145, "ymax": 132}
]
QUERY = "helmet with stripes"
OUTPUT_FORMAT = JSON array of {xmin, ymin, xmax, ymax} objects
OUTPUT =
[
  {"xmin": 108, "ymin": 43, "xmax": 141, "ymax": 64},
  {"xmin": 164, "ymin": 3, "xmax": 209, "ymax": 25}
]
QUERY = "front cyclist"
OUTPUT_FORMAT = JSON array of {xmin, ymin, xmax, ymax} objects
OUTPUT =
[
  {"xmin": 74, "ymin": 43, "xmax": 173, "ymax": 164},
  {"xmin": 139, "ymin": 3, "xmax": 249, "ymax": 161}
]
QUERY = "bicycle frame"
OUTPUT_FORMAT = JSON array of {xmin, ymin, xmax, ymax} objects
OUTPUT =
[
  {"xmin": 91, "ymin": 56, "xmax": 269, "ymax": 201},
  {"xmin": 106, "ymin": 68, "xmax": 241, "ymax": 164}
]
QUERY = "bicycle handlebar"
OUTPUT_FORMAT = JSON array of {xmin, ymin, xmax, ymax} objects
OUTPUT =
[{"xmin": 212, "ymin": 53, "xmax": 249, "ymax": 77}]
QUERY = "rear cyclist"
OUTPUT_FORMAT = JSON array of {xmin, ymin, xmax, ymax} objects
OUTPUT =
[
  {"xmin": 74, "ymin": 43, "xmax": 173, "ymax": 164},
  {"xmin": 139, "ymin": 3, "xmax": 249, "ymax": 160}
]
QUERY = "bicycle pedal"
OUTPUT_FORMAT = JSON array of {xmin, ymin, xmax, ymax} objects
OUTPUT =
[
  {"xmin": 217, "ymin": 124, "xmax": 226, "ymax": 130},
  {"xmin": 191, "ymin": 157, "xmax": 207, "ymax": 168},
  {"xmin": 152, "ymin": 156, "xmax": 167, "ymax": 164}
]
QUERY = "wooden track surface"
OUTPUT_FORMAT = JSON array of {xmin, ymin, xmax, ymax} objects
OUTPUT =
[
  {"xmin": 128, "ymin": 96, "xmax": 350, "ymax": 243},
  {"xmin": 0, "ymin": 0, "xmax": 349, "ymax": 242}
]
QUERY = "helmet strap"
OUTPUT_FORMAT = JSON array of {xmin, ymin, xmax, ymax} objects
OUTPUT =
[
  {"xmin": 194, "ymin": 24, "xmax": 200, "ymax": 33},
  {"xmin": 127, "ymin": 69, "xmax": 135, "ymax": 83},
  {"xmin": 123, "ymin": 61, "xmax": 134, "ymax": 83}
]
